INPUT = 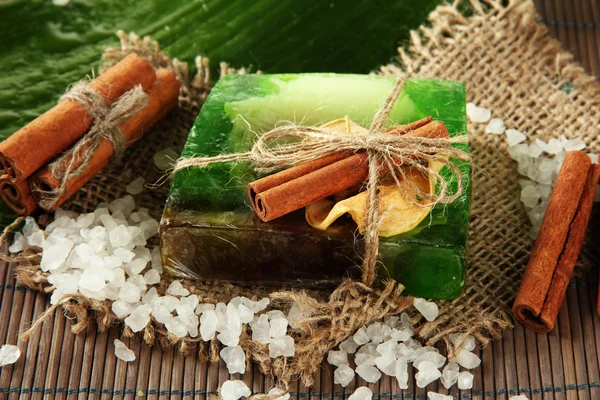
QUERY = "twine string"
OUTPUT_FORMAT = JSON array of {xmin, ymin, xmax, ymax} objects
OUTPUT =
[
  {"xmin": 34, "ymin": 81, "xmax": 149, "ymax": 210},
  {"xmin": 172, "ymin": 79, "xmax": 469, "ymax": 286}
]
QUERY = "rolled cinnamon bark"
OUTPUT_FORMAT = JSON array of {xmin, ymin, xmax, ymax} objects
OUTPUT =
[
  {"xmin": 29, "ymin": 68, "xmax": 181, "ymax": 211},
  {"xmin": 0, "ymin": 54, "xmax": 156, "ymax": 182},
  {"xmin": 0, "ymin": 178, "xmax": 38, "ymax": 215},
  {"xmin": 250, "ymin": 119, "xmax": 449, "ymax": 222},
  {"xmin": 513, "ymin": 151, "xmax": 598, "ymax": 333}
]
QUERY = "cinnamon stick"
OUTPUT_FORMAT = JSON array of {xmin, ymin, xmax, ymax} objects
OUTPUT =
[
  {"xmin": 0, "ymin": 178, "xmax": 38, "ymax": 215},
  {"xmin": 249, "ymin": 119, "xmax": 449, "ymax": 222},
  {"xmin": 0, "ymin": 53, "xmax": 156, "ymax": 182},
  {"xmin": 29, "ymin": 68, "xmax": 181, "ymax": 211},
  {"xmin": 513, "ymin": 151, "xmax": 598, "ymax": 333}
]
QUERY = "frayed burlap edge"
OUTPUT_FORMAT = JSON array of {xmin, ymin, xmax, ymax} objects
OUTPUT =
[{"xmin": 10, "ymin": 0, "xmax": 600, "ymax": 388}]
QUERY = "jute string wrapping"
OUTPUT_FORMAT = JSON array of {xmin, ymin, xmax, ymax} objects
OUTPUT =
[
  {"xmin": 34, "ymin": 82, "xmax": 148, "ymax": 210},
  {"xmin": 8, "ymin": 0, "xmax": 600, "ymax": 387}
]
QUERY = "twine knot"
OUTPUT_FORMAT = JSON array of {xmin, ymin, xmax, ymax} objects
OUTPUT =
[{"xmin": 172, "ymin": 79, "xmax": 469, "ymax": 286}]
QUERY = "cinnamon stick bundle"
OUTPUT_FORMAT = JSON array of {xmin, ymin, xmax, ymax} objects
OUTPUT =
[
  {"xmin": 30, "ymin": 68, "xmax": 181, "ymax": 211},
  {"xmin": 0, "ymin": 54, "xmax": 157, "ymax": 215},
  {"xmin": 248, "ymin": 118, "xmax": 448, "ymax": 222},
  {"xmin": 513, "ymin": 151, "xmax": 599, "ymax": 333}
]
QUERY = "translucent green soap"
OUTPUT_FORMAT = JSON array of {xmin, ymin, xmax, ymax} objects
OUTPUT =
[{"xmin": 161, "ymin": 74, "xmax": 470, "ymax": 300}]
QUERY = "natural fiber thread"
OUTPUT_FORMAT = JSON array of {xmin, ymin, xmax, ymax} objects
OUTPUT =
[
  {"xmin": 33, "ymin": 82, "xmax": 148, "ymax": 210},
  {"xmin": 173, "ymin": 79, "xmax": 469, "ymax": 285}
]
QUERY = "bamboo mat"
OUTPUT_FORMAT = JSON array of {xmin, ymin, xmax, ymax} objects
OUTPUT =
[{"xmin": 1, "ymin": 1, "xmax": 599, "ymax": 399}]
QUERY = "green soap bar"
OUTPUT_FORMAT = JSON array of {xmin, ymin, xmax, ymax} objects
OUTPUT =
[{"xmin": 161, "ymin": 74, "xmax": 470, "ymax": 299}]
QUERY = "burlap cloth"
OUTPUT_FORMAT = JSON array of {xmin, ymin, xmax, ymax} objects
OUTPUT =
[{"xmin": 13, "ymin": 0, "xmax": 600, "ymax": 388}]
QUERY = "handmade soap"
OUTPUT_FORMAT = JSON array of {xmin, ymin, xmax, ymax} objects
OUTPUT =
[{"xmin": 160, "ymin": 74, "xmax": 470, "ymax": 299}]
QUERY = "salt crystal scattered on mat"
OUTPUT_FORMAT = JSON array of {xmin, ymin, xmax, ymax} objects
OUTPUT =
[
  {"xmin": 466, "ymin": 103, "xmax": 491, "ymax": 123},
  {"xmin": 125, "ymin": 177, "xmax": 145, "ymax": 195},
  {"xmin": 375, "ymin": 354, "xmax": 397, "ymax": 376},
  {"xmin": 269, "ymin": 336, "xmax": 295, "ymax": 358},
  {"xmin": 220, "ymin": 346, "xmax": 246, "ymax": 374},
  {"xmin": 0, "ymin": 345, "xmax": 20, "ymax": 366},
  {"xmin": 250, "ymin": 314, "xmax": 271, "ymax": 344},
  {"xmin": 200, "ymin": 310, "xmax": 218, "ymax": 341},
  {"xmin": 119, "ymin": 282, "xmax": 141, "ymax": 303},
  {"xmin": 195, "ymin": 303, "xmax": 215, "ymax": 314},
  {"xmin": 449, "ymin": 334, "xmax": 476, "ymax": 352},
  {"xmin": 167, "ymin": 280, "xmax": 190, "ymax": 296},
  {"xmin": 505, "ymin": 129, "xmax": 526, "ymax": 146},
  {"xmin": 454, "ymin": 349, "xmax": 481, "ymax": 369},
  {"xmin": 348, "ymin": 387, "xmax": 373, "ymax": 400},
  {"xmin": 366, "ymin": 322, "xmax": 390, "ymax": 343},
  {"xmin": 355, "ymin": 353, "xmax": 376, "ymax": 367},
  {"xmin": 415, "ymin": 360, "xmax": 442, "ymax": 387},
  {"xmin": 414, "ymin": 350, "xmax": 446, "ymax": 369},
  {"xmin": 339, "ymin": 337, "xmax": 360, "ymax": 354},
  {"xmin": 396, "ymin": 359, "xmax": 409, "ymax": 389},
  {"xmin": 427, "ymin": 393, "xmax": 452, "ymax": 400},
  {"xmin": 124, "ymin": 304, "xmax": 151, "ymax": 332},
  {"xmin": 485, "ymin": 118, "xmax": 505, "ymax": 134},
  {"xmin": 327, "ymin": 350, "xmax": 348, "ymax": 366},
  {"xmin": 267, "ymin": 388, "xmax": 290, "ymax": 400},
  {"xmin": 143, "ymin": 269, "xmax": 160, "ymax": 285},
  {"xmin": 334, "ymin": 364, "xmax": 355, "ymax": 387},
  {"xmin": 509, "ymin": 396, "xmax": 530, "ymax": 400},
  {"xmin": 220, "ymin": 380, "xmax": 251, "ymax": 400},
  {"xmin": 9, "ymin": 233, "xmax": 25, "ymax": 253},
  {"xmin": 355, "ymin": 364, "xmax": 381, "ymax": 383},
  {"xmin": 165, "ymin": 316, "xmax": 188, "ymax": 338},
  {"xmin": 457, "ymin": 371, "xmax": 474, "ymax": 389},
  {"xmin": 269, "ymin": 317, "xmax": 288, "ymax": 338},
  {"xmin": 112, "ymin": 300, "xmax": 135, "ymax": 318},
  {"xmin": 353, "ymin": 326, "xmax": 371, "ymax": 345},
  {"xmin": 414, "ymin": 298, "xmax": 439, "ymax": 321},
  {"xmin": 217, "ymin": 330, "xmax": 240, "ymax": 347},
  {"xmin": 441, "ymin": 362, "xmax": 459, "ymax": 388},
  {"xmin": 114, "ymin": 339, "xmax": 136, "ymax": 362}
]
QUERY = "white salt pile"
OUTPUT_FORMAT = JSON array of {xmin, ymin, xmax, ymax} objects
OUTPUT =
[
  {"xmin": 114, "ymin": 339, "xmax": 136, "ymax": 362},
  {"xmin": 0, "ymin": 344, "xmax": 20, "ymax": 367},
  {"xmin": 467, "ymin": 102, "xmax": 598, "ymax": 239},
  {"xmin": 326, "ymin": 312, "xmax": 480, "ymax": 389}
]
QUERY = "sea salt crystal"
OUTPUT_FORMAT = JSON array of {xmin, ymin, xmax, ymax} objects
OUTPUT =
[
  {"xmin": 249, "ymin": 297, "xmax": 270, "ymax": 313},
  {"xmin": 181, "ymin": 295, "xmax": 200, "ymax": 310},
  {"xmin": 195, "ymin": 303, "xmax": 215, "ymax": 314},
  {"xmin": 441, "ymin": 362, "xmax": 460, "ymax": 389},
  {"xmin": 78, "ymin": 267, "xmax": 107, "ymax": 292},
  {"xmin": 339, "ymin": 337, "xmax": 360, "ymax": 354},
  {"xmin": 355, "ymin": 353, "xmax": 376, "ymax": 367},
  {"xmin": 268, "ymin": 310, "xmax": 286, "ymax": 320},
  {"xmin": 269, "ymin": 317, "xmax": 288, "ymax": 338},
  {"xmin": 153, "ymin": 147, "xmax": 180, "ymax": 171},
  {"xmin": 505, "ymin": 129, "xmax": 527, "ymax": 146},
  {"xmin": 0, "ymin": 344, "xmax": 20, "ymax": 366},
  {"xmin": 396, "ymin": 359, "xmax": 409, "ymax": 389},
  {"xmin": 109, "ymin": 225, "xmax": 132, "ymax": 248},
  {"xmin": 414, "ymin": 298, "xmax": 439, "ymax": 322},
  {"xmin": 588, "ymin": 154, "xmax": 598, "ymax": 164},
  {"xmin": 528, "ymin": 143, "xmax": 543, "ymax": 158},
  {"xmin": 167, "ymin": 280, "xmax": 190, "ymax": 296},
  {"xmin": 366, "ymin": 322, "xmax": 390, "ymax": 343},
  {"xmin": 485, "ymin": 118, "xmax": 506, "ymax": 134},
  {"xmin": 375, "ymin": 354, "xmax": 397, "ymax": 376},
  {"xmin": 334, "ymin": 364, "xmax": 355, "ymax": 387},
  {"xmin": 454, "ymin": 349, "xmax": 481, "ymax": 369},
  {"xmin": 176, "ymin": 304, "xmax": 199, "ymax": 337},
  {"xmin": 109, "ymin": 196, "xmax": 136, "ymax": 217},
  {"xmin": 9, "ymin": 233, "xmax": 26, "ymax": 253},
  {"xmin": 250, "ymin": 314, "xmax": 271, "ymax": 344},
  {"xmin": 390, "ymin": 328, "xmax": 412, "ymax": 342},
  {"xmin": 119, "ymin": 282, "xmax": 141, "ymax": 303},
  {"xmin": 396, "ymin": 343, "xmax": 417, "ymax": 362},
  {"xmin": 449, "ymin": 334, "xmax": 476, "ymax": 352},
  {"xmin": 126, "ymin": 177, "xmax": 145, "ymax": 195},
  {"xmin": 40, "ymin": 239, "xmax": 73, "ymax": 271},
  {"xmin": 353, "ymin": 327, "xmax": 371, "ymax": 345},
  {"xmin": 220, "ymin": 381, "xmax": 251, "ymax": 400},
  {"xmin": 457, "ymin": 371, "xmax": 474, "ymax": 389},
  {"xmin": 112, "ymin": 300, "xmax": 135, "ymax": 318},
  {"xmin": 287, "ymin": 302, "xmax": 310, "ymax": 329},
  {"xmin": 221, "ymin": 345, "xmax": 246, "ymax": 374},
  {"xmin": 564, "ymin": 138, "xmax": 586, "ymax": 151},
  {"xmin": 200, "ymin": 310, "xmax": 218, "ymax": 341},
  {"xmin": 124, "ymin": 304, "xmax": 151, "ymax": 332},
  {"xmin": 151, "ymin": 304, "xmax": 172, "ymax": 324},
  {"xmin": 143, "ymin": 269, "xmax": 160, "ymax": 285},
  {"xmin": 126, "ymin": 258, "xmax": 147, "ymax": 276},
  {"xmin": 546, "ymin": 138, "xmax": 563, "ymax": 155},
  {"xmin": 427, "ymin": 393, "xmax": 452, "ymax": 400},
  {"xmin": 267, "ymin": 388, "xmax": 290, "ymax": 400},
  {"xmin": 156, "ymin": 295, "xmax": 179, "ymax": 312},
  {"xmin": 520, "ymin": 186, "xmax": 540, "ymax": 208},
  {"xmin": 508, "ymin": 396, "xmax": 529, "ymax": 400},
  {"xmin": 414, "ymin": 351, "xmax": 446, "ymax": 369},
  {"xmin": 238, "ymin": 304, "xmax": 253, "ymax": 324},
  {"xmin": 466, "ymin": 103, "xmax": 491, "ymax": 123},
  {"xmin": 216, "ymin": 303, "xmax": 228, "ymax": 332},
  {"xmin": 327, "ymin": 350, "xmax": 348, "ymax": 366},
  {"xmin": 165, "ymin": 316, "xmax": 188, "ymax": 338},
  {"xmin": 355, "ymin": 364, "xmax": 381, "ymax": 383},
  {"xmin": 348, "ymin": 387, "xmax": 373, "ymax": 400},
  {"xmin": 114, "ymin": 339, "xmax": 136, "ymax": 362},
  {"xmin": 269, "ymin": 336, "xmax": 295, "ymax": 358},
  {"xmin": 415, "ymin": 361, "xmax": 442, "ymax": 388},
  {"xmin": 140, "ymin": 219, "xmax": 160, "ymax": 240}
]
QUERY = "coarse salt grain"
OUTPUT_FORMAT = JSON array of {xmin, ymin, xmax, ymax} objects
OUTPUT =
[{"xmin": 114, "ymin": 339, "xmax": 136, "ymax": 362}]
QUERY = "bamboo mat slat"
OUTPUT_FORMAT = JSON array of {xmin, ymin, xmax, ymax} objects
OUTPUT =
[{"xmin": 0, "ymin": 1, "xmax": 599, "ymax": 399}]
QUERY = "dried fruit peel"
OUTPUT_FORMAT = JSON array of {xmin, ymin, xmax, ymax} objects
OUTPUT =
[{"xmin": 306, "ymin": 117, "xmax": 442, "ymax": 237}]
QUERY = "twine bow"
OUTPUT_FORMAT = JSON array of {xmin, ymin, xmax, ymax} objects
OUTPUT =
[
  {"xmin": 35, "ymin": 81, "xmax": 149, "ymax": 210},
  {"xmin": 173, "ymin": 79, "xmax": 469, "ymax": 286}
]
